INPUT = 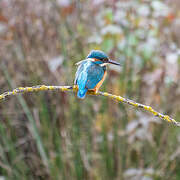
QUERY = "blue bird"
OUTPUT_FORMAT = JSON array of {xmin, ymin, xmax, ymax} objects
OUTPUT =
[{"xmin": 74, "ymin": 50, "xmax": 121, "ymax": 99}]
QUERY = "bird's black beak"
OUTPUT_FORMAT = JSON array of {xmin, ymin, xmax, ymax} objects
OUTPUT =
[{"xmin": 108, "ymin": 59, "xmax": 121, "ymax": 66}]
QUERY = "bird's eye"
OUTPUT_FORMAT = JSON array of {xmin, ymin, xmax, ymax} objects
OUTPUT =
[{"xmin": 103, "ymin": 58, "xmax": 108, "ymax": 62}]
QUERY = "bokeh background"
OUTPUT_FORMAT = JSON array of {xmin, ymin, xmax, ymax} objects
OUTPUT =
[{"xmin": 0, "ymin": 0, "xmax": 180, "ymax": 179}]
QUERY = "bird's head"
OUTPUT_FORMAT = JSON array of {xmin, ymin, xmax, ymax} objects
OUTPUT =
[{"xmin": 86, "ymin": 50, "xmax": 121, "ymax": 66}]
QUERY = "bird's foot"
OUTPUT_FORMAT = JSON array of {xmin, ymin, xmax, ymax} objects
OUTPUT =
[{"xmin": 87, "ymin": 89, "xmax": 97, "ymax": 95}]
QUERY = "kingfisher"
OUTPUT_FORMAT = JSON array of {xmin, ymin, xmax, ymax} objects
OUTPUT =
[{"xmin": 74, "ymin": 50, "xmax": 121, "ymax": 99}]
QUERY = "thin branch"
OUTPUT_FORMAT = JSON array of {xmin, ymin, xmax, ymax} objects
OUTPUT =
[{"xmin": 0, "ymin": 85, "xmax": 179, "ymax": 127}]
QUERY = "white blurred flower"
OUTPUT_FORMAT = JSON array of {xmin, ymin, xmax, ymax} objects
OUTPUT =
[
  {"xmin": 138, "ymin": 5, "xmax": 150, "ymax": 17},
  {"xmin": 87, "ymin": 35, "xmax": 102, "ymax": 44},
  {"xmin": 116, "ymin": 1, "xmax": 138, "ymax": 9},
  {"xmin": 114, "ymin": 11, "xmax": 126, "ymax": 23},
  {"xmin": 124, "ymin": 168, "xmax": 143, "ymax": 177},
  {"xmin": 124, "ymin": 168, "xmax": 154, "ymax": 180},
  {"xmin": 147, "ymin": 37, "xmax": 158, "ymax": 48},
  {"xmin": 101, "ymin": 24, "xmax": 122, "ymax": 35},
  {"xmin": 169, "ymin": 43, "xmax": 177, "ymax": 50},
  {"xmin": 166, "ymin": 53, "xmax": 178, "ymax": 64},
  {"xmin": 48, "ymin": 56, "xmax": 64, "ymax": 72},
  {"xmin": 151, "ymin": 1, "xmax": 170, "ymax": 17},
  {"xmin": 0, "ymin": 176, "xmax": 5, "ymax": 180},
  {"xmin": 177, "ymin": 49, "xmax": 180, "ymax": 55},
  {"xmin": 0, "ymin": 23, "xmax": 7, "ymax": 34},
  {"xmin": 107, "ymin": 132, "xmax": 114, "ymax": 141},
  {"xmin": 165, "ymin": 52, "xmax": 179, "ymax": 83},
  {"xmin": 57, "ymin": 0, "xmax": 71, "ymax": 7},
  {"xmin": 92, "ymin": 0, "xmax": 104, "ymax": 5}
]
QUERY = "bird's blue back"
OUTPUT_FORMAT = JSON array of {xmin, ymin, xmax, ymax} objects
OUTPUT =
[{"xmin": 74, "ymin": 60, "xmax": 106, "ymax": 98}]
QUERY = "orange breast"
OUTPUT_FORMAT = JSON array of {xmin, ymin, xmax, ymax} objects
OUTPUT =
[{"xmin": 93, "ymin": 70, "xmax": 107, "ymax": 93}]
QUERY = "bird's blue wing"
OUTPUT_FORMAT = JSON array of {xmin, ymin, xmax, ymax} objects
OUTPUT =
[
  {"xmin": 74, "ymin": 60, "xmax": 86, "ymax": 85},
  {"xmin": 74, "ymin": 60, "xmax": 90, "ymax": 98},
  {"xmin": 86, "ymin": 64, "xmax": 105, "ymax": 89}
]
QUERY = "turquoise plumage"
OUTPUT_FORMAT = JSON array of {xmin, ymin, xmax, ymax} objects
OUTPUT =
[
  {"xmin": 74, "ymin": 50, "xmax": 121, "ymax": 99},
  {"xmin": 74, "ymin": 60, "xmax": 106, "ymax": 98}
]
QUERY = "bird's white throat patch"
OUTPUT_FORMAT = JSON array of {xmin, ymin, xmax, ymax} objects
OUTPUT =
[{"xmin": 100, "ymin": 63, "xmax": 108, "ymax": 67}]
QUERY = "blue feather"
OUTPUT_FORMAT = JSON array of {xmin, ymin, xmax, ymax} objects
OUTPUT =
[
  {"xmin": 74, "ymin": 59, "xmax": 106, "ymax": 99},
  {"xmin": 77, "ymin": 88, "xmax": 88, "ymax": 99},
  {"xmin": 76, "ymin": 67, "xmax": 88, "ymax": 99},
  {"xmin": 87, "ymin": 50, "xmax": 108, "ymax": 60},
  {"xmin": 75, "ymin": 61, "xmax": 89, "ymax": 99}
]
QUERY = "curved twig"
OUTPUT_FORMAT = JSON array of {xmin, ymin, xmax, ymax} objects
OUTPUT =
[{"xmin": 0, "ymin": 85, "xmax": 179, "ymax": 127}]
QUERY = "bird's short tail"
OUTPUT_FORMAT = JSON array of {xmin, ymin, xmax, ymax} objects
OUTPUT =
[{"xmin": 77, "ymin": 88, "xmax": 88, "ymax": 99}]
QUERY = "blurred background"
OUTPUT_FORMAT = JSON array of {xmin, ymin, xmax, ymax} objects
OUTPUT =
[{"xmin": 0, "ymin": 0, "xmax": 180, "ymax": 179}]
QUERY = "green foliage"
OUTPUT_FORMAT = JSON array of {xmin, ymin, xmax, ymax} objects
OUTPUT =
[{"xmin": 0, "ymin": 0, "xmax": 180, "ymax": 179}]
